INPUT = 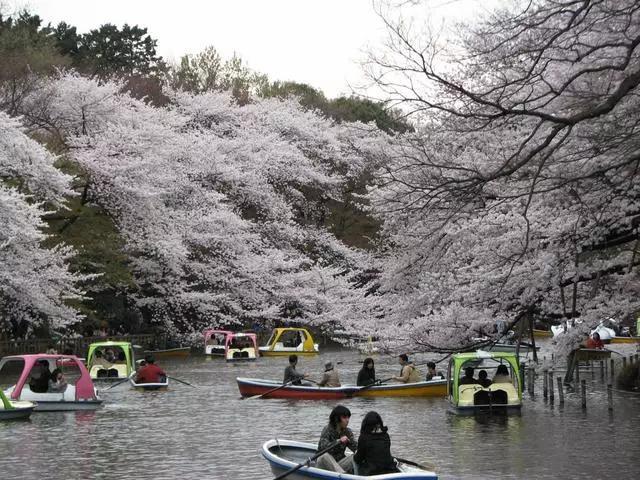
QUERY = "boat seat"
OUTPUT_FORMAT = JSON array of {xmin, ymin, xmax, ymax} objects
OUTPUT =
[{"xmin": 458, "ymin": 383, "xmax": 518, "ymax": 406}]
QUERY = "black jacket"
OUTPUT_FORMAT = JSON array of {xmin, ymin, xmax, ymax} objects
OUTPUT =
[
  {"xmin": 353, "ymin": 430, "xmax": 399, "ymax": 476},
  {"xmin": 357, "ymin": 367, "xmax": 376, "ymax": 386}
]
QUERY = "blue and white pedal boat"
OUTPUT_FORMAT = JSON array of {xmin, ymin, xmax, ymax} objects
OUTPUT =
[{"xmin": 262, "ymin": 439, "xmax": 438, "ymax": 479}]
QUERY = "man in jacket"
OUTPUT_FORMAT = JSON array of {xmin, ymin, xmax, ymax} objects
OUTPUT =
[
  {"xmin": 317, "ymin": 361, "xmax": 341, "ymax": 387},
  {"xmin": 135, "ymin": 355, "xmax": 166, "ymax": 383}
]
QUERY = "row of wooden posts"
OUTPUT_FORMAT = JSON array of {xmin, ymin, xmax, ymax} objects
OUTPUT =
[{"xmin": 524, "ymin": 353, "xmax": 640, "ymax": 410}]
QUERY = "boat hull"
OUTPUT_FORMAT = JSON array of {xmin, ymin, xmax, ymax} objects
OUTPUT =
[
  {"xmin": 237, "ymin": 378, "xmax": 447, "ymax": 399},
  {"xmin": 450, "ymin": 404, "xmax": 522, "ymax": 415},
  {"xmin": 609, "ymin": 336, "xmax": 640, "ymax": 344},
  {"xmin": 0, "ymin": 401, "xmax": 35, "ymax": 420},
  {"xmin": 532, "ymin": 329, "xmax": 552, "ymax": 338},
  {"xmin": 356, "ymin": 380, "xmax": 447, "ymax": 398},
  {"xmin": 259, "ymin": 349, "xmax": 318, "ymax": 357},
  {"xmin": 262, "ymin": 439, "xmax": 438, "ymax": 479},
  {"xmin": 143, "ymin": 347, "xmax": 190, "ymax": 358},
  {"xmin": 130, "ymin": 380, "xmax": 169, "ymax": 391},
  {"xmin": 32, "ymin": 400, "xmax": 103, "ymax": 411}
]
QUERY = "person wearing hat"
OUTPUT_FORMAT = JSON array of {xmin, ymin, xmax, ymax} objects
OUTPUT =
[
  {"xmin": 134, "ymin": 354, "xmax": 166, "ymax": 384},
  {"xmin": 318, "ymin": 361, "xmax": 341, "ymax": 387}
]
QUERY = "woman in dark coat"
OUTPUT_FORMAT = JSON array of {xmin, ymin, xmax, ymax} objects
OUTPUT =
[
  {"xmin": 353, "ymin": 411, "xmax": 399, "ymax": 476},
  {"xmin": 357, "ymin": 358, "xmax": 376, "ymax": 386}
]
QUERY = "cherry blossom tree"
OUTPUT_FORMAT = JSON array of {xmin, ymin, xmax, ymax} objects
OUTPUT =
[
  {"xmin": 350, "ymin": 0, "xmax": 640, "ymax": 353},
  {"xmin": 24, "ymin": 73, "xmax": 386, "ymax": 335},
  {"xmin": 0, "ymin": 111, "xmax": 86, "ymax": 334}
]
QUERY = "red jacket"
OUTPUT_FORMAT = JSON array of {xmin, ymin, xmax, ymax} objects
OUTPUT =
[
  {"xmin": 136, "ymin": 363, "xmax": 166, "ymax": 383},
  {"xmin": 585, "ymin": 337, "xmax": 604, "ymax": 349}
]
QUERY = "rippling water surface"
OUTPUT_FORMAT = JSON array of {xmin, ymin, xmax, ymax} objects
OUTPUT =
[{"xmin": 1, "ymin": 341, "xmax": 639, "ymax": 479}]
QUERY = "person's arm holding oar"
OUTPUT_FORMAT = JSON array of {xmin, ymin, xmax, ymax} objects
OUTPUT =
[{"xmin": 272, "ymin": 439, "xmax": 341, "ymax": 480}]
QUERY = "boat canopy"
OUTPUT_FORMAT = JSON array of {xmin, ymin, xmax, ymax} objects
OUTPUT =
[
  {"xmin": 203, "ymin": 329, "xmax": 234, "ymax": 344},
  {"xmin": 0, "ymin": 354, "xmax": 98, "ymax": 401},
  {"xmin": 86, "ymin": 341, "xmax": 135, "ymax": 377},
  {"xmin": 263, "ymin": 327, "xmax": 317, "ymax": 353}
]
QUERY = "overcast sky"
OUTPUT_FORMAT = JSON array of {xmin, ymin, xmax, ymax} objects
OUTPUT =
[{"xmin": 13, "ymin": 0, "xmax": 493, "ymax": 98}]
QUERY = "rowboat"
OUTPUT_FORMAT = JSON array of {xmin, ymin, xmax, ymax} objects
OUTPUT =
[
  {"xmin": 262, "ymin": 439, "xmax": 438, "ymax": 479},
  {"xmin": 533, "ymin": 328, "xmax": 553, "ymax": 338},
  {"xmin": 236, "ymin": 377, "xmax": 447, "ymax": 399},
  {"xmin": 448, "ymin": 351, "xmax": 522, "ymax": 415},
  {"xmin": 143, "ymin": 346, "xmax": 191, "ymax": 359},
  {"xmin": 0, "ymin": 354, "xmax": 102, "ymax": 411},
  {"xmin": 609, "ymin": 336, "xmax": 640, "ymax": 344},
  {"xmin": 0, "ymin": 389, "xmax": 35, "ymax": 420},
  {"xmin": 259, "ymin": 328, "xmax": 319, "ymax": 356},
  {"xmin": 86, "ymin": 341, "xmax": 136, "ymax": 381},
  {"xmin": 129, "ymin": 376, "xmax": 169, "ymax": 391}
]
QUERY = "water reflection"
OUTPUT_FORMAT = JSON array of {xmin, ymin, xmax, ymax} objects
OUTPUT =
[{"xmin": 0, "ymin": 343, "xmax": 639, "ymax": 479}]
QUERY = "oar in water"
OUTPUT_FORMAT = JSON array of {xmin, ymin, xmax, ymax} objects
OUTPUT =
[
  {"xmin": 243, "ymin": 380, "xmax": 295, "ymax": 400},
  {"xmin": 394, "ymin": 456, "xmax": 436, "ymax": 472},
  {"xmin": 167, "ymin": 376, "xmax": 196, "ymax": 388},
  {"xmin": 272, "ymin": 439, "xmax": 341, "ymax": 480},
  {"xmin": 105, "ymin": 373, "xmax": 135, "ymax": 390}
]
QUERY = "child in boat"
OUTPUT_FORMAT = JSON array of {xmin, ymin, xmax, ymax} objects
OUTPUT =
[
  {"xmin": 425, "ymin": 361, "xmax": 444, "ymax": 381},
  {"xmin": 317, "ymin": 405, "xmax": 357, "ymax": 473},
  {"xmin": 393, "ymin": 354, "xmax": 421, "ymax": 383},
  {"xmin": 353, "ymin": 411, "xmax": 399, "ymax": 476},
  {"xmin": 357, "ymin": 358, "xmax": 376, "ymax": 386},
  {"xmin": 48, "ymin": 368, "xmax": 68, "ymax": 393}
]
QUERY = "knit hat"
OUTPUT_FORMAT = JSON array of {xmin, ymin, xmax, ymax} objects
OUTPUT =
[{"xmin": 325, "ymin": 361, "xmax": 334, "ymax": 371}]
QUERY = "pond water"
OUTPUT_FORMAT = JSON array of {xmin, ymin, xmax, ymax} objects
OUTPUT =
[{"xmin": 1, "ymin": 341, "xmax": 639, "ymax": 479}]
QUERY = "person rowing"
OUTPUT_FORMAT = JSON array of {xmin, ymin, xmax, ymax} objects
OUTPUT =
[
  {"xmin": 316, "ymin": 405, "xmax": 357, "ymax": 473},
  {"xmin": 283, "ymin": 354, "xmax": 309, "ymax": 386}
]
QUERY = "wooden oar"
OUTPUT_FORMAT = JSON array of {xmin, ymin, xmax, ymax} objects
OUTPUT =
[
  {"xmin": 105, "ymin": 373, "xmax": 135, "ymax": 390},
  {"xmin": 394, "ymin": 456, "xmax": 436, "ymax": 471},
  {"xmin": 272, "ymin": 439, "xmax": 341, "ymax": 480},
  {"xmin": 243, "ymin": 380, "xmax": 296, "ymax": 400},
  {"xmin": 167, "ymin": 376, "xmax": 196, "ymax": 388}
]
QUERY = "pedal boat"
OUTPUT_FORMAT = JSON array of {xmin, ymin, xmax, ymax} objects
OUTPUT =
[
  {"xmin": 130, "ymin": 376, "xmax": 169, "ymax": 391},
  {"xmin": 225, "ymin": 332, "xmax": 259, "ymax": 362},
  {"xmin": 262, "ymin": 439, "xmax": 438, "ymax": 479},
  {"xmin": 236, "ymin": 377, "xmax": 447, "ymax": 399},
  {"xmin": 259, "ymin": 328, "xmax": 319, "ymax": 357},
  {"xmin": 0, "ymin": 354, "xmax": 102, "ymax": 411},
  {"xmin": 0, "ymin": 389, "xmax": 35, "ymax": 420},
  {"xmin": 448, "ymin": 351, "xmax": 522, "ymax": 415},
  {"xmin": 204, "ymin": 329, "xmax": 234, "ymax": 356},
  {"xmin": 86, "ymin": 341, "xmax": 136, "ymax": 381}
]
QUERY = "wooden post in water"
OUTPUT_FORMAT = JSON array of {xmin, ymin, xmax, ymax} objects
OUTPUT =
[
  {"xmin": 622, "ymin": 356, "xmax": 627, "ymax": 369},
  {"xmin": 607, "ymin": 384, "xmax": 613, "ymax": 411},
  {"xmin": 581, "ymin": 380, "xmax": 587, "ymax": 409},
  {"xmin": 528, "ymin": 368, "xmax": 535, "ymax": 396},
  {"xmin": 548, "ymin": 371, "xmax": 554, "ymax": 403},
  {"xmin": 591, "ymin": 360, "xmax": 595, "ymax": 379},
  {"xmin": 557, "ymin": 377, "xmax": 564, "ymax": 405},
  {"xmin": 575, "ymin": 357, "xmax": 581, "ymax": 381},
  {"xmin": 610, "ymin": 358, "xmax": 615, "ymax": 378},
  {"xmin": 543, "ymin": 370, "xmax": 548, "ymax": 398},
  {"xmin": 600, "ymin": 360, "xmax": 604, "ymax": 381}
]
